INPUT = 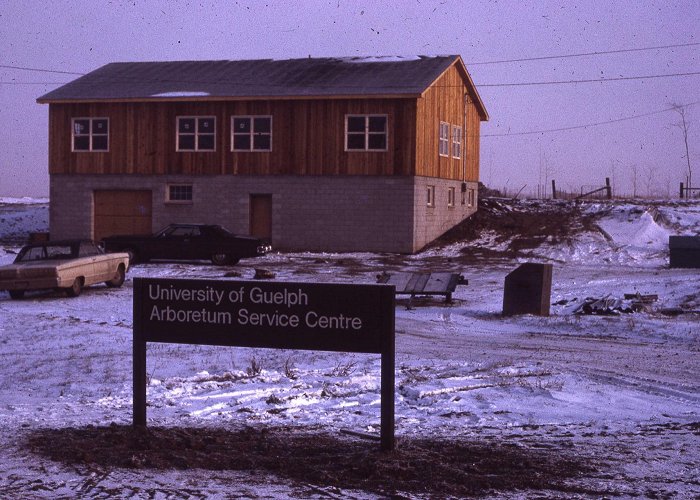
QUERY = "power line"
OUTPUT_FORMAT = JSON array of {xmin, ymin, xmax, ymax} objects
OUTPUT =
[
  {"xmin": 480, "ymin": 71, "xmax": 700, "ymax": 87},
  {"xmin": 0, "ymin": 81, "xmax": 71, "ymax": 85},
  {"xmin": 3, "ymin": 69, "xmax": 700, "ymax": 88},
  {"xmin": 2, "ymin": 41, "xmax": 698, "ymax": 76},
  {"xmin": 467, "ymin": 41, "xmax": 700, "ymax": 65},
  {"xmin": 482, "ymin": 101, "xmax": 700, "ymax": 137},
  {"xmin": 0, "ymin": 64, "xmax": 84, "ymax": 75}
]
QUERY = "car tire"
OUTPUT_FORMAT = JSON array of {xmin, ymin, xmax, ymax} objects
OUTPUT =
[
  {"xmin": 66, "ymin": 278, "xmax": 83, "ymax": 298},
  {"xmin": 124, "ymin": 248, "xmax": 139, "ymax": 265},
  {"xmin": 8, "ymin": 290, "xmax": 25, "ymax": 300},
  {"xmin": 211, "ymin": 253, "xmax": 230, "ymax": 265},
  {"xmin": 106, "ymin": 265, "xmax": 126, "ymax": 288}
]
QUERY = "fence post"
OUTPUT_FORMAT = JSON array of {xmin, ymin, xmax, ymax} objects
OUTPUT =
[
  {"xmin": 680, "ymin": 182, "xmax": 685, "ymax": 199},
  {"xmin": 605, "ymin": 178, "xmax": 612, "ymax": 199},
  {"xmin": 551, "ymin": 180, "xmax": 557, "ymax": 199}
]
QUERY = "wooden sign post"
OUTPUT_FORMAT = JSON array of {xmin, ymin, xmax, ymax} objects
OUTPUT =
[{"xmin": 133, "ymin": 278, "xmax": 396, "ymax": 450}]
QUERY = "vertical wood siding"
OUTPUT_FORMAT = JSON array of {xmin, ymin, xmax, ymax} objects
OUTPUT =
[
  {"xmin": 48, "ymin": 99, "xmax": 418, "ymax": 177},
  {"xmin": 415, "ymin": 63, "xmax": 481, "ymax": 181}
]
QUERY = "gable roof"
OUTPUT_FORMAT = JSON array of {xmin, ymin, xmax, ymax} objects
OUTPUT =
[{"xmin": 37, "ymin": 55, "xmax": 487, "ymax": 119}]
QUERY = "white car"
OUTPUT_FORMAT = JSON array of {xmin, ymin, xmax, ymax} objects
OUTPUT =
[{"xmin": 0, "ymin": 240, "xmax": 129, "ymax": 299}]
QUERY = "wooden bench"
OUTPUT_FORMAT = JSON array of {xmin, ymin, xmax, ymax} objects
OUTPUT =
[{"xmin": 377, "ymin": 272, "xmax": 467, "ymax": 304}]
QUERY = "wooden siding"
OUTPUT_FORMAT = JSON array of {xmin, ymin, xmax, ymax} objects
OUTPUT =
[
  {"xmin": 48, "ymin": 99, "xmax": 417, "ymax": 176},
  {"xmin": 415, "ymin": 63, "xmax": 481, "ymax": 181}
]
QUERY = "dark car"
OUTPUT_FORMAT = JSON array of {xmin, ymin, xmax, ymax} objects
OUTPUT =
[{"xmin": 101, "ymin": 224, "xmax": 271, "ymax": 265}]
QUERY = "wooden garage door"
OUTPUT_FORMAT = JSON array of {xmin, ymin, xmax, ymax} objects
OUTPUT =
[{"xmin": 93, "ymin": 190, "xmax": 152, "ymax": 241}]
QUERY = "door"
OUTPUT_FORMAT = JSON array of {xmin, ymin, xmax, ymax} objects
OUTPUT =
[
  {"xmin": 94, "ymin": 190, "xmax": 152, "ymax": 241},
  {"xmin": 155, "ymin": 224, "xmax": 202, "ymax": 260},
  {"xmin": 249, "ymin": 194, "xmax": 272, "ymax": 241}
]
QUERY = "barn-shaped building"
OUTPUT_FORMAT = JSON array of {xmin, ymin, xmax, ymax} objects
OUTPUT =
[{"xmin": 37, "ymin": 55, "xmax": 488, "ymax": 253}]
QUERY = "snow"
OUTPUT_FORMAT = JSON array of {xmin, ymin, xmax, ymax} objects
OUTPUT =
[
  {"xmin": 0, "ymin": 198, "xmax": 698, "ymax": 498},
  {"xmin": 0, "ymin": 198, "xmax": 48, "ymax": 243},
  {"xmin": 342, "ymin": 55, "xmax": 426, "ymax": 63},
  {"xmin": 151, "ymin": 91, "xmax": 211, "ymax": 97}
]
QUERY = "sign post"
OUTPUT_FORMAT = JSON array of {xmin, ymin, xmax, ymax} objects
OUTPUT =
[{"xmin": 133, "ymin": 278, "xmax": 395, "ymax": 450}]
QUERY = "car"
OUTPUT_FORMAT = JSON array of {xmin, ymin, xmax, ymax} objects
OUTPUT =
[
  {"xmin": 0, "ymin": 240, "xmax": 129, "ymax": 300},
  {"xmin": 101, "ymin": 223, "xmax": 271, "ymax": 265}
]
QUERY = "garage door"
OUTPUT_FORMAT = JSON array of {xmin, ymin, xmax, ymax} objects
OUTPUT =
[{"xmin": 93, "ymin": 190, "xmax": 152, "ymax": 241}]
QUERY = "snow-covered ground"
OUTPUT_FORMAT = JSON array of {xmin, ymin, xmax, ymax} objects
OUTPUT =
[{"xmin": 0, "ymin": 198, "xmax": 698, "ymax": 498}]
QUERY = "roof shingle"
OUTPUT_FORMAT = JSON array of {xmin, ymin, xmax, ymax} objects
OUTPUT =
[{"xmin": 39, "ymin": 56, "xmax": 460, "ymax": 101}]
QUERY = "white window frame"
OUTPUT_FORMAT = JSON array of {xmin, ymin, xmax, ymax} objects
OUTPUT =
[
  {"xmin": 427, "ymin": 185, "xmax": 436, "ymax": 208},
  {"xmin": 166, "ymin": 184, "xmax": 193, "ymax": 204},
  {"xmin": 468, "ymin": 188, "xmax": 475, "ymax": 208},
  {"xmin": 447, "ymin": 186, "xmax": 456, "ymax": 208},
  {"xmin": 451, "ymin": 125, "xmax": 462, "ymax": 159},
  {"xmin": 345, "ymin": 114, "xmax": 388, "ymax": 152},
  {"xmin": 231, "ymin": 115, "xmax": 273, "ymax": 152},
  {"xmin": 71, "ymin": 117, "xmax": 109, "ymax": 152},
  {"xmin": 176, "ymin": 116, "xmax": 216, "ymax": 152},
  {"xmin": 438, "ymin": 121, "xmax": 450, "ymax": 157}
]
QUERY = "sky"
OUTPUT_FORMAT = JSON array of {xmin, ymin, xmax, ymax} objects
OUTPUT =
[{"xmin": 0, "ymin": 0, "xmax": 698, "ymax": 198}]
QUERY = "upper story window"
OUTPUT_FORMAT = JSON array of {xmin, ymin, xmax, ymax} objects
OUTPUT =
[
  {"xmin": 438, "ymin": 121, "xmax": 450, "ymax": 157},
  {"xmin": 232, "ymin": 116, "xmax": 272, "ymax": 151},
  {"xmin": 177, "ymin": 116, "xmax": 215, "ymax": 151},
  {"xmin": 166, "ymin": 184, "xmax": 193, "ymax": 203},
  {"xmin": 452, "ymin": 125, "xmax": 462, "ymax": 159},
  {"xmin": 72, "ymin": 118, "xmax": 109, "ymax": 152},
  {"xmin": 345, "ymin": 115, "xmax": 387, "ymax": 151}
]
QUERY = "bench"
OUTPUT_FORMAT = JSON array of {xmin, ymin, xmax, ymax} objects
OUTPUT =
[{"xmin": 377, "ymin": 272, "xmax": 467, "ymax": 304}]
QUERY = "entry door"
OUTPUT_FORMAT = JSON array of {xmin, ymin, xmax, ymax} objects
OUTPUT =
[
  {"xmin": 93, "ymin": 190, "xmax": 152, "ymax": 241},
  {"xmin": 249, "ymin": 194, "xmax": 272, "ymax": 241}
]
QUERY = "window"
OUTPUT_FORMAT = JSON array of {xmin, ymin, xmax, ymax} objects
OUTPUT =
[
  {"xmin": 177, "ymin": 117, "xmax": 216, "ymax": 151},
  {"xmin": 168, "ymin": 226, "xmax": 201, "ymax": 237},
  {"xmin": 232, "ymin": 116, "xmax": 272, "ymax": 151},
  {"xmin": 468, "ymin": 188, "xmax": 475, "ymax": 208},
  {"xmin": 345, "ymin": 115, "xmax": 387, "ymax": 151},
  {"xmin": 79, "ymin": 241, "xmax": 100, "ymax": 257},
  {"xmin": 166, "ymin": 184, "xmax": 193, "ymax": 203},
  {"xmin": 438, "ymin": 121, "xmax": 450, "ymax": 157},
  {"xmin": 72, "ymin": 118, "xmax": 109, "ymax": 152},
  {"xmin": 452, "ymin": 125, "xmax": 462, "ymax": 159},
  {"xmin": 448, "ymin": 186, "xmax": 456, "ymax": 208},
  {"xmin": 427, "ymin": 185, "xmax": 435, "ymax": 208}
]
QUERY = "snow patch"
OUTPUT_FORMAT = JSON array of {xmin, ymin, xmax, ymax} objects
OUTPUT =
[{"xmin": 151, "ymin": 91, "xmax": 211, "ymax": 97}]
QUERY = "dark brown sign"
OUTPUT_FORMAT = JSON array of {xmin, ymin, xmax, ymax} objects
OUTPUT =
[{"xmin": 133, "ymin": 278, "xmax": 396, "ymax": 450}]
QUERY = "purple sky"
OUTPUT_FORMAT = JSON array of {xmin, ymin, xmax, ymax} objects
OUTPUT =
[{"xmin": 0, "ymin": 0, "xmax": 698, "ymax": 198}]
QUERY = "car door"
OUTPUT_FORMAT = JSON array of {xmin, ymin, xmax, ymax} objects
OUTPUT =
[
  {"xmin": 79, "ymin": 242, "xmax": 106, "ymax": 284},
  {"xmin": 180, "ymin": 226, "xmax": 204, "ymax": 260},
  {"xmin": 155, "ymin": 225, "xmax": 200, "ymax": 260}
]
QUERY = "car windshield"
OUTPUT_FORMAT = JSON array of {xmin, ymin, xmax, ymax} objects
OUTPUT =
[{"xmin": 16, "ymin": 244, "xmax": 75, "ymax": 262}]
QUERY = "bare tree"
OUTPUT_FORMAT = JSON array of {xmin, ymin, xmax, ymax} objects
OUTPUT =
[
  {"xmin": 610, "ymin": 159, "xmax": 620, "ymax": 198},
  {"xmin": 670, "ymin": 103, "xmax": 693, "ymax": 189},
  {"xmin": 643, "ymin": 163, "xmax": 656, "ymax": 198},
  {"xmin": 630, "ymin": 163, "xmax": 639, "ymax": 198}
]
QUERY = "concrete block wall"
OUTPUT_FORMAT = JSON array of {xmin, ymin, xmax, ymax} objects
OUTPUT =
[
  {"xmin": 412, "ymin": 177, "xmax": 478, "ymax": 251},
  {"xmin": 50, "ymin": 174, "xmax": 420, "ymax": 253},
  {"xmin": 49, "ymin": 176, "xmax": 95, "ymax": 240}
]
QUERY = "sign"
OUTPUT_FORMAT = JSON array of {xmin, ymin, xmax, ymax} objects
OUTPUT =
[{"xmin": 133, "ymin": 278, "xmax": 396, "ymax": 450}]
